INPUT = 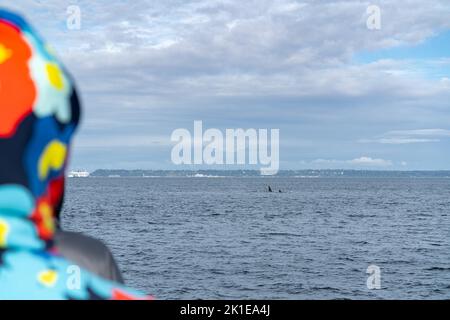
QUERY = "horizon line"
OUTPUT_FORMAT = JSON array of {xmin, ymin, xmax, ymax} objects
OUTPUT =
[{"xmin": 76, "ymin": 169, "xmax": 450, "ymax": 172}]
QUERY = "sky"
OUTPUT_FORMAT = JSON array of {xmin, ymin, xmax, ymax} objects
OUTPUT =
[{"xmin": 3, "ymin": 0, "xmax": 450, "ymax": 171}]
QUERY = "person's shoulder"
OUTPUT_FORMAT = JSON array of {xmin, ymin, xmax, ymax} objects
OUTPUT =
[
  {"xmin": 55, "ymin": 230, "xmax": 110, "ymax": 252},
  {"xmin": 54, "ymin": 230, "xmax": 125, "ymax": 284}
]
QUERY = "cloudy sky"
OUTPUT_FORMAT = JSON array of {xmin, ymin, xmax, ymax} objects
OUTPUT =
[{"xmin": 4, "ymin": 0, "xmax": 450, "ymax": 170}]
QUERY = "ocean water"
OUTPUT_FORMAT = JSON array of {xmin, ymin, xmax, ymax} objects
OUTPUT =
[{"xmin": 62, "ymin": 177, "xmax": 450, "ymax": 299}]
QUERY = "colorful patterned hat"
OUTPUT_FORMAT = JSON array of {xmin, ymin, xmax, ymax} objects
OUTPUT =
[
  {"xmin": 0, "ymin": 9, "xmax": 80, "ymax": 249},
  {"xmin": 0, "ymin": 9, "xmax": 151, "ymax": 299}
]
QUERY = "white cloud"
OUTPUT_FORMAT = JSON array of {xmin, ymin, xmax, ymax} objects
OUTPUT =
[
  {"xmin": 359, "ymin": 138, "xmax": 440, "ymax": 144},
  {"xmin": 360, "ymin": 129, "xmax": 450, "ymax": 144},
  {"xmin": 385, "ymin": 129, "xmax": 450, "ymax": 137},
  {"xmin": 347, "ymin": 156, "xmax": 392, "ymax": 167},
  {"xmin": 312, "ymin": 156, "xmax": 393, "ymax": 168}
]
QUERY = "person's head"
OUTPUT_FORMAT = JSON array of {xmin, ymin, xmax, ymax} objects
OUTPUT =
[{"xmin": 0, "ymin": 9, "xmax": 80, "ymax": 249}]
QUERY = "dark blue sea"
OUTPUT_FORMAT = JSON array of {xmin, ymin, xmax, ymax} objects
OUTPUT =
[{"xmin": 62, "ymin": 177, "xmax": 450, "ymax": 299}]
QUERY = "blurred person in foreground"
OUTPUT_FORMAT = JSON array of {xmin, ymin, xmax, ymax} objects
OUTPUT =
[{"xmin": 0, "ymin": 9, "xmax": 149, "ymax": 299}]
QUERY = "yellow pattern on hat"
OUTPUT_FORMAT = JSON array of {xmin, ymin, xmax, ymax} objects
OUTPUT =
[
  {"xmin": 0, "ymin": 43, "xmax": 12, "ymax": 64},
  {"xmin": 38, "ymin": 140, "xmax": 67, "ymax": 180},
  {"xmin": 37, "ymin": 270, "xmax": 59, "ymax": 287},
  {"xmin": 46, "ymin": 63, "xmax": 64, "ymax": 90},
  {"xmin": 0, "ymin": 219, "xmax": 9, "ymax": 248}
]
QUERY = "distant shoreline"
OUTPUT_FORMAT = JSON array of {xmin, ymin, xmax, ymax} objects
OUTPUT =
[{"xmin": 73, "ymin": 169, "xmax": 450, "ymax": 178}]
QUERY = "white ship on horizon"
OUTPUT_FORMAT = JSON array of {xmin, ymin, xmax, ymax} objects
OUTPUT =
[{"xmin": 68, "ymin": 170, "xmax": 90, "ymax": 178}]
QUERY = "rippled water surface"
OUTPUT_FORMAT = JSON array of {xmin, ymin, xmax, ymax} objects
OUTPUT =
[{"xmin": 62, "ymin": 177, "xmax": 450, "ymax": 299}]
